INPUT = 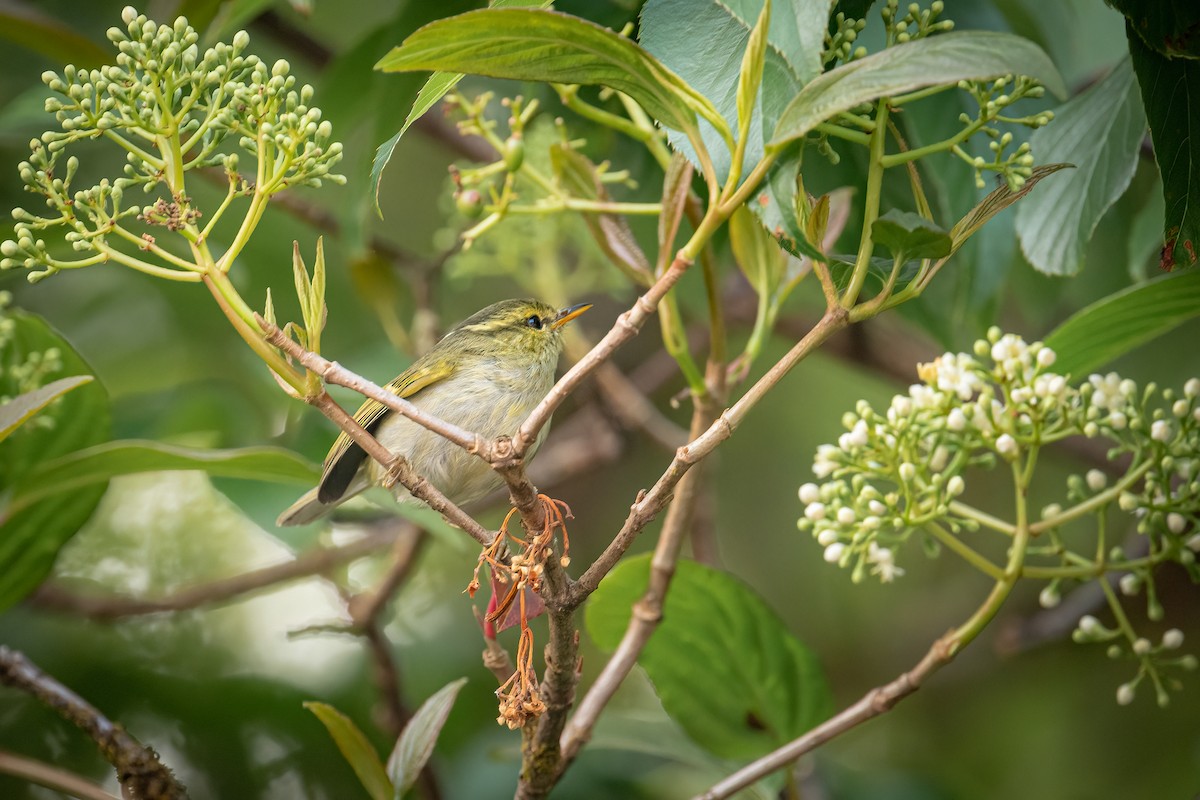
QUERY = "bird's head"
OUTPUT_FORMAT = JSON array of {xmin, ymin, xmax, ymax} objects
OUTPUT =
[{"xmin": 449, "ymin": 298, "xmax": 592, "ymax": 362}]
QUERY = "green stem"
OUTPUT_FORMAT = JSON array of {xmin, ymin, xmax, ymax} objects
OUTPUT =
[
  {"xmin": 108, "ymin": 225, "xmax": 202, "ymax": 272},
  {"xmin": 924, "ymin": 522, "xmax": 1005, "ymax": 580},
  {"xmin": 504, "ymin": 199, "xmax": 663, "ymax": 216},
  {"xmin": 815, "ymin": 122, "xmax": 871, "ymax": 146},
  {"xmin": 879, "ymin": 114, "xmax": 989, "ymax": 169},
  {"xmin": 890, "ymin": 83, "xmax": 954, "ymax": 106},
  {"xmin": 948, "ymin": 501, "xmax": 1016, "ymax": 536},
  {"xmin": 203, "ymin": 271, "xmax": 304, "ymax": 391},
  {"xmin": 101, "ymin": 131, "xmax": 163, "ymax": 171},
  {"xmin": 841, "ymin": 100, "xmax": 889, "ymax": 308},
  {"xmin": 217, "ymin": 190, "xmax": 269, "ymax": 273},
  {"xmin": 949, "ymin": 459, "xmax": 1031, "ymax": 653},
  {"xmin": 92, "ymin": 241, "xmax": 202, "ymax": 282},
  {"xmin": 1029, "ymin": 462, "xmax": 1152, "ymax": 536},
  {"xmin": 659, "ymin": 289, "xmax": 706, "ymax": 395},
  {"xmin": 618, "ymin": 93, "xmax": 673, "ymax": 171}
]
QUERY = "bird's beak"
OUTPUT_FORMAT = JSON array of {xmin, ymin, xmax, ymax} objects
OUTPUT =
[{"xmin": 550, "ymin": 302, "xmax": 592, "ymax": 330}]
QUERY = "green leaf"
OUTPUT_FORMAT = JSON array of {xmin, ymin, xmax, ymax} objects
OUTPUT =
[
  {"xmin": 640, "ymin": 0, "xmax": 828, "ymax": 185},
  {"xmin": 871, "ymin": 209, "xmax": 951, "ymax": 261},
  {"xmin": 770, "ymin": 31, "xmax": 1067, "ymax": 150},
  {"xmin": 949, "ymin": 163, "xmax": 1072, "ymax": 256},
  {"xmin": 736, "ymin": 0, "xmax": 772, "ymax": 150},
  {"xmin": 1044, "ymin": 270, "xmax": 1200, "ymax": 378},
  {"xmin": 1109, "ymin": 0, "xmax": 1200, "ymax": 59},
  {"xmin": 657, "ymin": 153, "xmax": 694, "ymax": 276},
  {"xmin": 0, "ymin": 4, "xmax": 112, "ymax": 68},
  {"xmin": 0, "ymin": 375, "xmax": 92, "ymax": 442},
  {"xmin": 0, "ymin": 310, "xmax": 110, "ymax": 612},
  {"xmin": 305, "ymin": 702, "xmax": 392, "ymax": 800},
  {"xmin": 375, "ymin": 9, "xmax": 720, "ymax": 137},
  {"xmin": 586, "ymin": 554, "xmax": 832, "ymax": 760},
  {"xmin": 387, "ymin": 678, "xmax": 467, "ymax": 797},
  {"xmin": 730, "ymin": 205, "xmax": 786, "ymax": 296},
  {"xmin": 7, "ymin": 441, "xmax": 318, "ymax": 517},
  {"xmin": 1015, "ymin": 57, "xmax": 1146, "ymax": 276},
  {"xmin": 370, "ymin": 0, "xmax": 554, "ymax": 216},
  {"xmin": 1126, "ymin": 23, "xmax": 1200, "ymax": 270}
]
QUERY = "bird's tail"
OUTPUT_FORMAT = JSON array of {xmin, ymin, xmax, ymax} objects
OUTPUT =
[{"xmin": 276, "ymin": 487, "xmax": 332, "ymax": 527}]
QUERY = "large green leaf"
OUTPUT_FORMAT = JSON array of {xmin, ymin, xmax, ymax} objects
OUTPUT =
[
  {"xmin": 7, "ymin": 441, "xmax": 318, "ymax": 516},
  {"xmin": 0, "ymin": 375, "xmax": 92, "ymax": 442},
  {"xmin": 871, "ymin": 209, "xmax": 952, "ymax": 261},
  {"xmin": 1015, "ymin": 57, "xmax": 1146, "ymax": 276},
  {"xmin": 1044, "ymin": 270, "xmax": 1200, "ymax": 378},
  {"xmin": 639, "ymin": 0, "xmax": 832, "ymax": 185},
  {"xmin": 1126, "ymin": 23, "xmax": 1200, "ymax": 270},
  {"xmin": 305, "ymin": 702, "xmax": 392, "ymax": 800},
  {"xmin": 586, "ymin": 554, "xmax": 831, "ymax": 760},
  {"xmin": 387, "ymin": 678, "xmax": 467, "ymax": 797},
  {"xmin": 375, "ymin": 9, "xmax": 720, "ymax": 137},
  {"xmin": 1110, "ymin": 0, "xmax": 1200, "ymax": 59},
  {"xmin": 0, "ymin": 310, "xmax": 110, "ymax": 612},
  {"xmin": 770, "ymin": 31, "xmax": 1067, "ymax": 150}
]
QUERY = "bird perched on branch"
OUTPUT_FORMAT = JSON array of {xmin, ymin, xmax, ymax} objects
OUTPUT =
[{"xmin": 278, "ymin": 298, "xmax": 591, "ymax": 526}]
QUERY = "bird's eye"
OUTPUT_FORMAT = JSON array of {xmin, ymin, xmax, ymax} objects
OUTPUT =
[{"xmin": 525, "ymin": 314, "xmax": 543, "ymax": 330}]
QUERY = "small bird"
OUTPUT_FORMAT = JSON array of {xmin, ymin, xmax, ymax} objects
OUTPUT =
[{"xmin": 277, "ymin": 298, "xmax": 591, "ymax": 526}]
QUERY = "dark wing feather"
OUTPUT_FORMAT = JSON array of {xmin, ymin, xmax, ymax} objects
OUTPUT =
[{"xmin": 316, "ymin": 353, "xmax": 458, "ymax": 503}]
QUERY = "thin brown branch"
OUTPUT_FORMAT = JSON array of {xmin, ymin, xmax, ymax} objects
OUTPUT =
[
  {"xmin": 347, "ymin": 524, "xmax": 426, "ymax": 628},
  {"xmin": 0, "ymin": 647, "xmax": 187, "ymax": 799},
  {"xmin": 514, "ymin": 253, "xmax": 695, "ymax": 457},
  {"xmin": 262, "ymin": 320, "xmax": 488, "ymax": 456},
  {"xmin": 557, "ymin": 395, "xmax": 717, "ymax": 769},
  {"xmin": 306, "ymin": 390, "xmax": 494, "ymax": 547},
  {"xmin": 571, "ymin": 309, "xmax": 847, "ymax": 601},
  {"xmin": 30, "ymin": 529, "xmax": 395, "ymax": 619},
  {"xmin": 695, "ymin": 632, "xmax": 956, "ymax": 800},
  {"xmin": 558, "ymin": 310, "xmax": 848, "ymax": 762},
  {"xmin": 0, "ymin": 749, "xmax": 120, "ymax": 800}
]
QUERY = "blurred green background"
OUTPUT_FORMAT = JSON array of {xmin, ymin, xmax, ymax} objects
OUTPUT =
[{"xmin": 1, "ymin": 1, "xmax": 1199, "ymax": 798}]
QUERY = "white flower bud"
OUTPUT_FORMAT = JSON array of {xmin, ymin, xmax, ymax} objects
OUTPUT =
[
  {"xmin": 1151, "ymin": 420, "xmax": 1172, "ymax": 442},
  {"xmin": 805, "ymin": 502, "xmax": 826, "ymax": 521},
  {"xmin": 824, "ymin": 542, "xmax": 846, "ymax": 563},
  {"xmin": 1174, "ymin": 399, "xmax": 1190, "ymax": 418},
  {"xmin": 1086, "ymin": 469, "xmax": 1107, "ymax": 491},
  {"xmin": 869, "ymin": 500, "xmax": 887, "ymax": 516},
  {"xmin": 946, "ymin": 407, "xmax": 967, "ymax": 432},
  {"xmin": 1036, "ymin": 347, "xmax": 1056, "ymax": 367},
  {"xmin": 799, "ymin": 483, "xmax": 820, "ymax": 504},
  {"xmin": 1167, "ymin": 512, "xmax": 1187, "ymax": 534},
  {"xmin": 1118, "ymin": 492, "xmax": 1139, "ymax": 512},
  {"xmin": 817, "ymin": 528, "xmax": 839, "ymax": 546},
  {"xmin": 1185, "ymin": 378, "xmax": 1200, "ymax": 398},
  {"xmin": 1186, "ymin": 533, "xmax": 1200, "ymax": 551},
  {"xmin": 1041, "ymin": 503, "xmax": 1062, "ymax": 520},
  {"xmin": 837, "ymin": 507, "xmax": 857, "ymax": 525},
  {"xmin": 946, "ymin": 475, "xmax": 965, "ymax": 496},
  {"xmin": 996, "ymin": 434, "xmax": 1018, "ymax": 458},
  {"xmin": 1163, "ymin": 629, "xmax": 1184, "ymax": 649},
  {"xmin": 899, "ymin": 462, "xmax": 916, "ymax": 481},
  {"xmin": 1119, "ymin": 379, "xmax": 1137, "ymax": 397},
  {"xmin": 1116, "ymin": 683, "xmax": 1136, "ymax": 706},
  {"xmin": 1078, "ymin": 615, "xmax": 1101, "ymax": 635},
  {"xmin": 1119, "ymin": 573, "xmax": 1140, "ymax": 596},
  {"xmin": 1038, "ymin": 586, "xmax": 1059, "ymax": 608},
  {"xmin": 1133, "ymin": 637, "xmax": 1152, "ymax": 656}
]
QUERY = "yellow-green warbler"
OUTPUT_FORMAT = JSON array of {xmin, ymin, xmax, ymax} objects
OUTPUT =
[{"xmin": 277, "ymin": 298, "xmax": 591, "ymax": 526}]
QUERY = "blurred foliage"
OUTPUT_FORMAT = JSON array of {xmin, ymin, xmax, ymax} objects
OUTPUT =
[{"xmin": 0, "ymin": 1, "xmax": 1198, "ymax": 799}]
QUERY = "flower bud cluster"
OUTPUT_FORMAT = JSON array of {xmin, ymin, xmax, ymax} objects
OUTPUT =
[
  {"xmin": 882, "ymin": 1, "xmax": 953, "ymax": 46},
  {"xmin": 799, "ymin": 330, "xmax": 1071, "ymax": 582},
  {"xmin": 799, "ymin": 329, "xmax": 1200, "ymax": 590},
  {"xmin": 955, "ymin": 75, "xmax": 1051, "ymax": 191},
  {"xmin": 1, "ymin": 8, "xmax": 343, "ymax": 283},
  {"xmin": 823, "ymin": 12, "xmax": 868, "ymax": 66},
  {"xmin": 1074, "ymin": 617, "xmax": 1197, "ymax": 707}
]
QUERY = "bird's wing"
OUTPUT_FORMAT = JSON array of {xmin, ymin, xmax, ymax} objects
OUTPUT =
[{"xmin": 316, "ymin": 353, "xmax": 458, "ymax": 503}]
